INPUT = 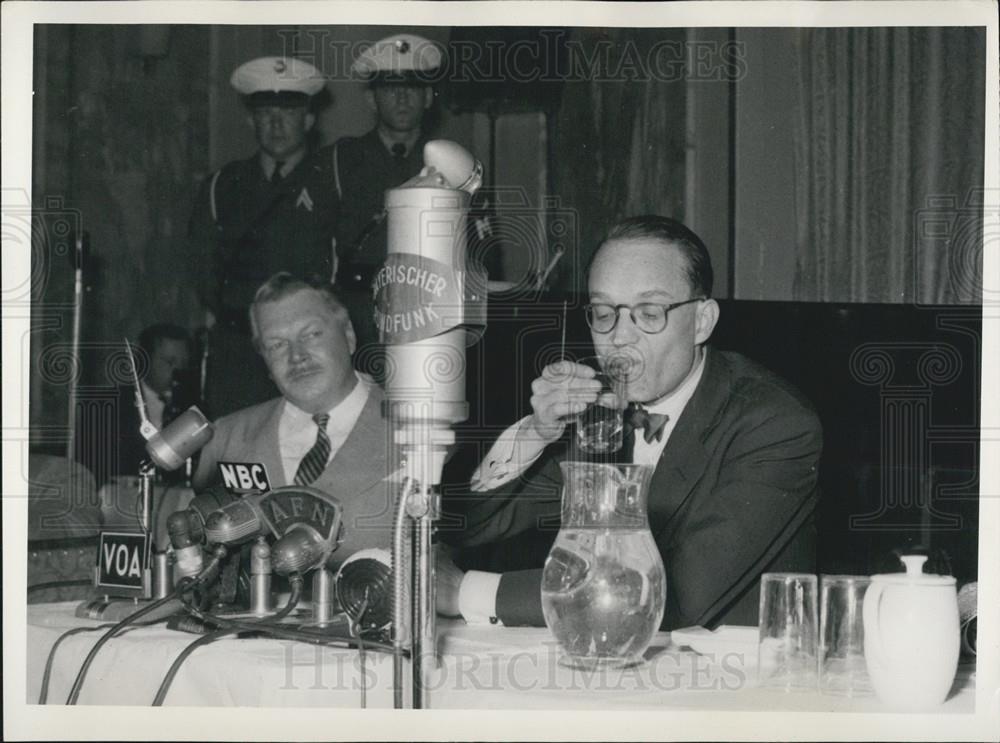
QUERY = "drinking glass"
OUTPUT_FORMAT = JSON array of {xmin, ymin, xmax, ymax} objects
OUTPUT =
[
  {"xmin": 819, "ymin": 575, "xmax": 871, "ymax": 696},
  {"xmin": 558, "ymin": 355, "xmax": 628, "ymax": 454},
  {"xmin": 758, "ymin": 572, "xmax": 819, "ymax": 691}
]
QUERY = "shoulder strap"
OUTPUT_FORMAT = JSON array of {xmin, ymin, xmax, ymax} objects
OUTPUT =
[
  {"xmin": 332, "ymin": 141, "xmax": 343, "ymax": 201},
  {"xmin": 209, "ymin": 169, "xmax": 223, "ymax": 225}
]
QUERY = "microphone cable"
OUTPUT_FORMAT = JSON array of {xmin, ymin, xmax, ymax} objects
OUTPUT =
[
  {"xmin": 152, "ymin": 574, "xmax": 305, "ymax": 706},
  {"xmin": 151, "ymin": 628, "xmax": 241, "ymax": 706},
  {"xmin": 38, "ymin": 618, "xmax": 165, "ymax": 704},
  {"xmin": 178, "ymin": 582, "xmax": 397, "ymax": 654},
  {"xmin": 65, "ymin": 547, "xmax": 226, "ymax": 705}
]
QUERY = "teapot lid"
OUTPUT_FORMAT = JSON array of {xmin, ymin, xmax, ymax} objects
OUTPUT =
[{"xmin": 871, "ymin": 555, "xmax": 956, "ymax": 586}]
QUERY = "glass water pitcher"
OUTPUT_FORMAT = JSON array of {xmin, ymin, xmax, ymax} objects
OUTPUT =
[{"xmin": 541, "ymin": 461, "xmax": 666, "ymax": 669}]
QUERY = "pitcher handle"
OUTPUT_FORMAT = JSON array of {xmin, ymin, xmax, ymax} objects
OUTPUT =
[{"xmin": 863, "ymin": 580, "xmax": 887, "ymax": 670}]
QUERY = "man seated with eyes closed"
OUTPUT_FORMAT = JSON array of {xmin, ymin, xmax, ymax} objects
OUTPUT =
[
  {"xmin": 438, "ymin": 215, "xmax": 823, "ymax": 631},
  {"xmin": 193, "ymin": 272, "xmax": 398, "ymax": 561}
]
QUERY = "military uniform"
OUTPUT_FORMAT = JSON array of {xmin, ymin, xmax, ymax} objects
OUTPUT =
[
  {"xmin": 331, "ymin": 128, "xmax": 429, "ymax": 276},
  {"xmin": 189, "ymin": 56, "xmax": 335, "ymax": 417},
  {"xmin": 190, "ymin": 152, "xmax": 338, "ymax": 416}
]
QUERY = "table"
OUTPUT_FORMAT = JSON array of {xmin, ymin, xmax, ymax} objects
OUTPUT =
[{"xmin": 26, "ymin": 602, "xmax": 977, "ymax": 711}]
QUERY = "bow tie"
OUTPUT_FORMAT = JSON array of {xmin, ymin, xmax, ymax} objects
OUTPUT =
[{"xmin": 625, "ymin": 403, "xmax": 670, "ymax": 444}]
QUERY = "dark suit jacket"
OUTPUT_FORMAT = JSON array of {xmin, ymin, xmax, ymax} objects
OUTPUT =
[
  {"xmin": 192, "ymin": 384, "xmax": 400, "ymax": 564},
  {"xmin": 442, "ymin": 349, "xmax": 822, "ymax": 630}
]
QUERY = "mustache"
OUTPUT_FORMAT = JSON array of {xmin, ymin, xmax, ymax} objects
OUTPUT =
[{"xmin": 286, "ymin": 363, "xmax": 322, "ymax": 380}]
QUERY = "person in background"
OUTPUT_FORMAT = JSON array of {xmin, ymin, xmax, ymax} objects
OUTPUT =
[
  {"xmin": 193, "ymin": 273, "xmax": 398, "ymax": 563},
  {"xmin": 438, "ymin": 215, "xmax": 823, "ymax": 630},
  {"xmin": 189, "ymin": 56, "xmax": 338, "ymax": 417},
  {"xmin": 76, "ymin": 323, "xmax": 197, "ymax": 486},
  {"xmin": 327, "ymin": 33, "xmax": 442, "ymax": 368}
]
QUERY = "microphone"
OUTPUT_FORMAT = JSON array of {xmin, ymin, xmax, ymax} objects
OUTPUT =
[
  {"xmin": 421, "ymin": 140, "xmax": 483, "ymax": 193},
  {"xmin": 167, "ymin": 488, "xmax": 240, "ymax": 578},
  {"xmin": 124, "ymin": 333, "xmax": 214, "ymax": 470},
  {"xmin": 271, "ymin": 526, "xmax": 331, "ymax": 576},
  {"xmin": 202, "ymin": 492, "xmax": 268, "ymax": 546},
  {"xmin": 335, "ymin": 548, "xmax": 393, "ymax": 632},
  {"xmin": 201, "ymin": 487, "xmax": 344, "ymax": 571},
  {"xmin": 145, "ymin": 406, "xmax": 214, "ymax": 471}
]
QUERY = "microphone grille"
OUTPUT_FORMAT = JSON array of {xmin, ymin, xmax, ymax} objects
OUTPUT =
[{"xmin": 335, "ymin": 549, "xmax": 392, "ymax": 631}]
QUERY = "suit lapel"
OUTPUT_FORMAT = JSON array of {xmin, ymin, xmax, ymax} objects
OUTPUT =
[
  {"xmin": 255, "ymin": 399, "xmax": 288, "ymax": 488},
  {"xmin": 647, "ymin": 350, "xmax": 733, "ymax": 535}
]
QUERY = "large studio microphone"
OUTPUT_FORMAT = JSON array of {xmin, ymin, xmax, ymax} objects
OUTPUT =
[{"xmin": 378, "ymin": 139, "xmax": 486, "ymax": 708}]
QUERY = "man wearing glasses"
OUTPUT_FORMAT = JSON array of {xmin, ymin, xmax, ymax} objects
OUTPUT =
[{"xmin": 438, "ymin": 215, "xmax": 822, "ymax": 631}]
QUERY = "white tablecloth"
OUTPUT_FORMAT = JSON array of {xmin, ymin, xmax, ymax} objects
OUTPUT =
[{"xmin": 26, "ymin": 602, "xmax": 977, "ymax": 711}]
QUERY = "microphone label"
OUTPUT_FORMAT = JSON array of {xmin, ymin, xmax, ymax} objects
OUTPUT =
[
  {"xmin": 218, "ymin": 462, "xmax": 272, "ymax": 494},
  {"xmin": 96, "ymin": 532, "xmax": 150, "ymax": 590},
  {"xmin": 261, "ymin": 489, "xmax": 342, "ymax": 540},
  {"xmin": 373, "ymin": 254, "xmax": 466, "ymax": 344}
]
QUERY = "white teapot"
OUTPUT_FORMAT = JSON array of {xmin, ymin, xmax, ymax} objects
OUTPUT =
[{"xmin": 863, "ymin": 554, "xmax": 960, "ymax": 710}]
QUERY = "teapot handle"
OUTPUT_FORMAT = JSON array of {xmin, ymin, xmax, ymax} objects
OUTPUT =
[{"xmin": 863, "ymin": 580, "xmax": 887, "ymax": 669}]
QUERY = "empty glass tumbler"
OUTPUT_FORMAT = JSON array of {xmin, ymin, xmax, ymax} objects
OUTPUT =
[{"xmin": 541, "ymin": 462, "xmax": 666, "ymax": 669}]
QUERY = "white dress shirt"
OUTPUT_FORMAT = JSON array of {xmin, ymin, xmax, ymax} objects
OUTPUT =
[
  {"xmin": 277, "ymin": 374, "xmax": 371, "ymax": 484},
  {"xmin": 459, "ymin": 349, "xmax": 709, "ymax": 624},
  {"xmin": 140, "ymin": 381, "xmax": 167, "ymax": 430}
]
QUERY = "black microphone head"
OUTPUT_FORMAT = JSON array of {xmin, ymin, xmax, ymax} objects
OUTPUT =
[
  {"xmin": 271, "ymin": 527, "xmax": 326, "ymax": 575},
  {"xmin": 335, "ymin": 548, "xmax": 393, "ymax": 631}
]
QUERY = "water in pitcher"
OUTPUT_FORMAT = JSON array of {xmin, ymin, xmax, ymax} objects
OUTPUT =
[{"xmin": 541, "ymin": 526, "xmax": 665, "ymax": 668}]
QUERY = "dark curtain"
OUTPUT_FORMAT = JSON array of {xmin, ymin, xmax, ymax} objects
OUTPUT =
[
  {"xmin": 552, "ymin": 28, "xmax": 688, "ymax": 292},
  {"xmin": 793, "ymin": 27, "xmax": 985, "ymax": 304}
]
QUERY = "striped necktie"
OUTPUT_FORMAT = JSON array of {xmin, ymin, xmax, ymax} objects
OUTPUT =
[{"xmin": 294, "ymin": 413, "xmax": 331, "ymax": 486}]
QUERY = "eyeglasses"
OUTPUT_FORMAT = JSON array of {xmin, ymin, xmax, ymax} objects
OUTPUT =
[{"xmin": 584, "ymin": 298, "xmax": 705, "ymax": 334}]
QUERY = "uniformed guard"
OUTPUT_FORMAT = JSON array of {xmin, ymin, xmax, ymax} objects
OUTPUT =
[
  {"xmin": 327, "ymin": 34, "xmax": 443, "ymax": 367},
  {"xmin": 189, "ymin": 56, "xmax": 338, "ymax": 417}
]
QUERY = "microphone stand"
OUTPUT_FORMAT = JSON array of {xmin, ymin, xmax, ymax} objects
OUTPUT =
[
  {"xmin": 65, "ymin": 233, "xmax": 86, "ymax": 462},
  {"xmin": 76, "ymin": 460, "xmax": 181, "ymax": 621},
  {"xmin": 76, "ymin": 342, "xmax": 188, "ymax": 621},
  {"xmin": 383, "ymin": 141, "xmax": 485, "ymax": 708}
]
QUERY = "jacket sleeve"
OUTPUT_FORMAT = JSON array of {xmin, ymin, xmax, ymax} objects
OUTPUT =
[
  {"xmin": 439, "ymin": 444, "xmax": 567, "ymax": 628},
  {"xmin": 663, "ymin": 395, "xmax": 822, "ymax": 630},
  {"xmin": 439, "ymin": 442, "xmax": 566, "ymax": 549}
]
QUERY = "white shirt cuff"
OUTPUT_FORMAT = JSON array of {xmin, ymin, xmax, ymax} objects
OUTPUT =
[
  {"xmin": 470, "ymin": 416, "xmax": 552, "ymax": 492},
  {"xmin": 458, "ymin": 570, "xmax": 503, "ymax": 625}
]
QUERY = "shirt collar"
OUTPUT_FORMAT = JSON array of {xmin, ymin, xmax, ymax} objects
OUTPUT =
[
  {"xmin": 259, "ymin": 149, "xmax": 305, "ymax": 180},
  {"xmin": 643, "ymin": 346, "xmax": 708, "ymax": 420},
  {"xmin": 281, "ymin": 372, "xmax": 370, "ymax": 429}
]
